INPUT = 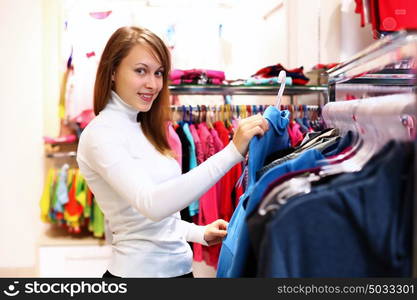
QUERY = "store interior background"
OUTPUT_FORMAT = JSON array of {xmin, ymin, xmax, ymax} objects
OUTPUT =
[{"xmin": 0, "ymin": 0, "xmax": 374, "ymax": 277}]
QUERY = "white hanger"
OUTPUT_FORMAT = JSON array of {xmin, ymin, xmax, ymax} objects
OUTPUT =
[
  {"xmin": 319, "ymin": 93, "xmax": 417, "ymax": 176},
  {"xmin": 275, "ymin": 70, "xmax": 286, "ymax": 109}
]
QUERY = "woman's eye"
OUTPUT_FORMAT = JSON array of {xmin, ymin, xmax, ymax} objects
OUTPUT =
[
  {"xmin": 135, "ymin": 68, "xmax": 145, "ymax": 74},
  {"xmin": 155, "ymin": 70, "xmax": 164, "ymax": 77}
]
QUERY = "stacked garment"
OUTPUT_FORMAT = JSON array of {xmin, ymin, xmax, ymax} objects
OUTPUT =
[
  {"xmin": 305, "ymin": 63, "xmax": 339, "ymax": 86},
  {"xmin": 250, "ymin": 63, "xmax": 310, "ymax": 85},
  {"xmin": 169, "ymin": 118, "xmax": 243, "ymax": 268},
  {"xmin": 40, "ymin": 165, "xmax": 105, "ymax": 238},
  {"xmin": 169, "ymin": 69, "xmax": 226, "ymax": 85}
]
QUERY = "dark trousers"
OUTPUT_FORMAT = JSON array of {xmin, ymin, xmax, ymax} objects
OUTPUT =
[{"xmin": 102, "ymin": 270, "xmax": 194, "ymax": 278}]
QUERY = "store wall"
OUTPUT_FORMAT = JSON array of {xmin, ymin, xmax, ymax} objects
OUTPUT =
[
  {"xmin": 0, "ymin": 0, "xmax": 44, "ymax": 270},
  {"xmin": 340, "ymin": 0, "xmax": 375, "ymax": 60},
  {"xmin": 286, "ymin": 0, "xmax": 342, "ymax": 71}
]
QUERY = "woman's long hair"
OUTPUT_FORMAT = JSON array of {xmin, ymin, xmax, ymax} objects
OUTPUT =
[{"xmin": 94, "ymin": 26, "xmax": 172, "ymax": 156}]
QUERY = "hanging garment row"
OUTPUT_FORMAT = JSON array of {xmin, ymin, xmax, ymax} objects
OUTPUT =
[
  {"xmin": 171, "ymin": 104, "xmax": 324, "ymax": 148},
  {"xmin": 168, "ymin": 113, "xmax": 243, "ymax": 269},
  {"xmin": 216, "ymin": 93, "xmax": 415, "ymax": 277},
  {"xmin": 169, "ymin": 103, "xmax": 324, "ymax": 269},
  {"xmin": 40, "ymin": 165, "xmax": 105, "ymax": 238}
]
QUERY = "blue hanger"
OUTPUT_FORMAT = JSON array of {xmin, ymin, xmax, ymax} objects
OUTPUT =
[{"xmin": 189, "ymin": 105, "xmax": 193, "ymax": 123}]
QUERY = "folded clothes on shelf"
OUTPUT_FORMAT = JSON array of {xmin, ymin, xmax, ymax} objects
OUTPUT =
[
  {"xmin": 43, "ymin": 134, "xmax": 77, "ymax": 144},
  {"xmin": 169, "ymin": 68, "xmax": 226, "ymax": 85},
  {"xmin": 170, "ymin": 78, "xmax": 223, "ymax": 85},
  {"xmin": 244, "ymin": 76, "xmax": 293, "ymax": 86},
  {"xmin": 251, "ymin": 63, "xmax": 310, "ymax": 85},
  {"xmin": 306, "ymin": 62, "xmax": 339, "ymax": 85}
]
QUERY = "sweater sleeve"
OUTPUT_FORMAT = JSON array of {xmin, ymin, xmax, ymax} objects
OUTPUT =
[
  {"xmin": 77, "ymin": 127, "xmax": 244, "ymax": 222},
  {"xmin": 176, "ymin": 220, "xmax": 208, "ymax": 246}
]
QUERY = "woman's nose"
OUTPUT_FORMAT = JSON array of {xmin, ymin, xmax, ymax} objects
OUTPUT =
[{"xmin": 145, "ymin": 75, "xmax": 157, "ymax": 90}]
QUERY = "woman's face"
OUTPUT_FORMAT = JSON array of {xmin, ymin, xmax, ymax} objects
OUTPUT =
[{"xmin": 113, "ymin": 44, "xmax": 164, "ymax": 112}]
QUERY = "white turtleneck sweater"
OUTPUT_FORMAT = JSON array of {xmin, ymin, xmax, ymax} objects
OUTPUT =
[{"xmin": 76, "ymin": 91, "xmax": 244, "ymax": 277}]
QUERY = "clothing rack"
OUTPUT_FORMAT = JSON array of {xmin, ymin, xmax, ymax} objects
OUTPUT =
[
  {"xmin": 170, "ymin": 104, "xmax": 321, "ymax": 113},
  {"xmin": 169, "ymin": 84, "xmax": 327, "ymax": 96},
  {"xmin": 46, "ymin": 151, "xmax": 77, "ymax": 158},
  {"xmin": 327, "ymin": 30, "xmax": 417, "ymax": 278}
]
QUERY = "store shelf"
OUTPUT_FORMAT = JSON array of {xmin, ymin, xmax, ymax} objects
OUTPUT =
[
  {"xmin": 327, "ymin": 30, "xmax": 417, "ymax": 86},
  {"xmin": 169, "ymin": 84, "xmax": 328, "ymax": 96},
  {"xmin": 38, "ymin": 226, "xmax": 106, "ymax": 247},
  {"xmin": 46, "ymin": 151, "xmax": 77, "ymax": 158},
  {"xmin": 339, "ymin": 69, "xmax": 416, "ymax": 86}
]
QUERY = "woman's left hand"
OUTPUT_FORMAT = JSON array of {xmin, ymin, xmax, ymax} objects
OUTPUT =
[{"xmin": 203, "ymin": 219, "xmax": 228, "ymax": 246}]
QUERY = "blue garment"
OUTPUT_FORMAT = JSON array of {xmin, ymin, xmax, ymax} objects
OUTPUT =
[
  {"xmin": 258, "ymin": 141, "xmax": 413, "ymax": 277},
  {"xmin": 54, "ymin": 164, "xmax": 69, "ymax": 213},
  {"xmin": 244, "ymin": 77, "xmax": 293, "ymax": 86},
  {"xmin": 295, "ymin": 118, "xmax": 309, "ymax": 134},
  {"xmin": 217, "ymin": 106, "xmax": 290, "ymax": 277},
  {"xmin": 219, "ymin": 149, "xmax": 326, "ymax": 277},
  {"xmin": 302, "ymin": 116, "xmax": 310, "ymax": 129},
  {"xmin": 182, "ymin": 123, "xmax": 199, "ymax": 216}
]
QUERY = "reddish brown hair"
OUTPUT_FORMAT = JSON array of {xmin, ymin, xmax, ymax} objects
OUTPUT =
[{"xmin": 94, "ymin": 26, "xmax": 172, "ymax": 156}]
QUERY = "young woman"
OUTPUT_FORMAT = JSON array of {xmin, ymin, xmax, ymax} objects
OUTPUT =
[{"xmin": 77, "ymin": 26, "xmax": 269, "ymax": 278}]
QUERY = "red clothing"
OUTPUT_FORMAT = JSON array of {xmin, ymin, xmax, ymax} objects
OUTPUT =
[
  {"xmin": 213, "ymin": 121, "xmax": 244, "ymax": 221},
  {"xmin": 377, "ymin": 0, "xmax": 417, "ymax": 31},
  {"xmin": 354, "ymin": 0, "xmax": 365, "ymax": 27},
  {"xmin": 65, "ymin": 172, "xmax": 83, "ymax": 217},
  {"xmin": 193, "ymin": 123, "xmax": 220, "ymax": 268}
]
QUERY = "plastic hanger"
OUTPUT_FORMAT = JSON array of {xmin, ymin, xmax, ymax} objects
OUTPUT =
[
  {"xmin": 275, "ymin": 70, "xmax": 286, "ymax": 109},
  {"xmin": 320, "ymin": 94, "xmax": 416, "ymax": 175},
  {"xmin": 259, "ymin": 173, "xmax": 319, "ymax": 216},
  {"xmin": 188, "ymin": 105, "xmax": 193, "ymax": 123},
  {"xmin": 181, "ymin": 105, "xmax": 186, "ymax": 123},
  {"xmin": 196, "ymin": 105, "xmax": 201, "ymax": 124}
]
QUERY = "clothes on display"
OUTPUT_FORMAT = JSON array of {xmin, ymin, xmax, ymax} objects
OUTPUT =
[
  {"xmin": 354, "ymin": 0, "xmax": 417, "ymax": 38},
  {"xmin": 170, "ymin": 105, "xmax": 243, "ymax": 269},
  {"xmin": 217, "ymin": 94, "xmax": 415, "ymax": 278},
  {"xmin": 63, "ymin": 9, "xmax": 134, "ymax": 120},
  {"xmin": 168, "ymin": 103, "xmax": 323, "ymax": 268},
  {"xmin": 169, "ymin": 69, "xmax": 226, "ymax": 85},
  {"xmin": 251, "ymin": 64, "xmax": 310, "ymax": 85},
  {"xmin": 40, "ymin": 164, "xmax": 105, "ymax": 238}
]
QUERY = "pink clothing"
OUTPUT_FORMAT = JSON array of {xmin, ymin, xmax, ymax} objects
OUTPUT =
[
  {"xmin": 197, "ymin": 123, "xmax": 216, "ymax": 161},
  {"xmin": 166, "ymin": 122, "xmax": 182, "ymax": 166},
  {"xmin": 189, "ymin": 124, "xmax": 203, "ymax": 165},
  {"xmin": 170, "ymin": 78, "xmax": 223, "ymax": 85},
  {"xmin": 210, "ymin": 127, "xmax": 224, "ymax": 153},
  {"xmin": 72, "ymin": 109, "xmax": 95, "ymax": 129},
  {"xmin": 287, "ymin": 121, "xmax": 304, "ymax": 147},
  {"xmin": 169, "ymin": 69, "xmax": 225, "ymax": 81},
  {"xmin": 193, "ymin": 122, "xmax": 222, "ymax": 268}
]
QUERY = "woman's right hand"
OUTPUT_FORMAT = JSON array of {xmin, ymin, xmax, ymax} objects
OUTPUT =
[{"xmin": 232, "ymin": 113, "xmax": 269, "ymax": 157}]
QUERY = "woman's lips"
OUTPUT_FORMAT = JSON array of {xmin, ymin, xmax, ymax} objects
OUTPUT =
[{"xmin": 138, "ymin": 93, "xmax": 153, "ymax": 103}]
